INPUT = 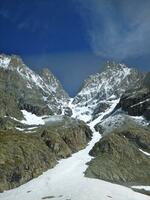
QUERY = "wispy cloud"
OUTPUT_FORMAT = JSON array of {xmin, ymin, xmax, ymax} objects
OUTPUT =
[{"xmin": 74, "ymin": 0, "xmax": 150, "ymax": 60}]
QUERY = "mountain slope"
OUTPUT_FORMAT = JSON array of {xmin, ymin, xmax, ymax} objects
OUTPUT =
[
  {"xmin": 71, "ymin": 61, "xmax": 143, "ymax": 122},
  {"xmin": 0, "ymin": 54, "xmax": 69, "ymax": 118},
  {"xmin": 0, "ymin": 104, "xmax": 149, "ymax": 200},
  {"xmin": 0, "ymin": 55, "xmax": 150, "ymax": 199}
]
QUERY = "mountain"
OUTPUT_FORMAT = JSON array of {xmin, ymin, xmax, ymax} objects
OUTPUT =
[
  {"xmin": 71, "ymin": 61, "xmax": 144, "ymax": 122},
  {"xmin": 0, "ymin": 54, "xmax": 150, "ymax": 198},
  {"xmin": 0, "ymin": 54, "xmax": 93, "ymax": 192},
  {"xmin": 0, "ymin": 54, "xmax": 69, "ymax": 119},
  {"xmin": 80, "ymin": 65, "xmax": 150, "ymax": 193}
]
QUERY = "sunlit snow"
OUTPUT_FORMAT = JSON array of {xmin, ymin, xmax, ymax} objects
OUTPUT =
[
  {"xmin": 139, "ymin": 149, "xmax": 150, "ymax": 157},
  {"xmin": 132, "ymin": 186, "xmax": 150, "ymax": 191},
  {"xmin": 21, "ymin": 110, "xmax": 45, "ymax": 125}
]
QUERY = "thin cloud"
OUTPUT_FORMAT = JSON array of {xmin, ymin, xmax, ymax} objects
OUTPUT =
[{"xmin": 74, "ymin": 0, "xmax": 150, "ymax": 60}]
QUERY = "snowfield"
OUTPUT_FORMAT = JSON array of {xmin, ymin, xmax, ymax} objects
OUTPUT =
[{"xmin": 0, "ymin": 101, "xmax": 150, "ymax": 200}]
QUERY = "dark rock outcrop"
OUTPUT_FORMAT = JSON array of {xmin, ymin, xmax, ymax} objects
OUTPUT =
[
  {"xmin": 116, "ymin": 87, "xmax": 150, "ymax": 120},
  {"xmin": 93, "ymin": 102, "xmax": 110, "ymax": 119},
  {"xmin": 94, "ymin": 123, "xmax": 105, "ymax": 134}
]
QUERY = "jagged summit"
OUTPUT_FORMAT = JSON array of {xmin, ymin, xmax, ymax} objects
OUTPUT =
[
  {"xmin": 100, "ymin": 60, "xmax": 128, "ymax": 71},
  {"xmin": 0, "ymin": 54, "xmax": 69, "ymax": 117},
  {"xmin": 0, "ymin": 54, "xmax": 26, "ymax": 70},
  {"xmin": 71, "ymin": 61, "xmax": 144, "ymax": 121},
  {"xmin": 74, "ymin": 61, "xmax": 143, "ymax": 104},
  {"xmin": 40, "ymin": 68, "xmax": 69, "ymax": 99}
]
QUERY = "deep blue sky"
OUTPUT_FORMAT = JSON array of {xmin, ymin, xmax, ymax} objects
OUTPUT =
[{"xmin": 0, "ymin": 0, "xmax": 150, "ymax": 96}]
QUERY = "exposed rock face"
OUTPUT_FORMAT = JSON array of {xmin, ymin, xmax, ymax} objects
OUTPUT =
[
  {"xmin": 85, "ymin": 126, "xmax": 150, "ymax": 186},
  {"xmin": 0, "ymin": 117, "xmax": 92, "ymax": 192},
  {"xmin": 0, "ymin": 54, "xmax": 69, "ymax": 117},
  {"xmin": 72, "ymin": 61, "xmax": 143, "ymax": 121},
  {"xmin": 0, "ymin": 130, "xmax": 56, "ymax": 192},
  {"xmin": 0, "ymin": 90, "xmax": 22, "ymax": 119},
  {"xmin": 40, "ymin": 118, "xmax": 92, "ymax": 158},
  {"xmin": 74, "ymin": 62, "xmax": 143, "ymax": 104},
  {"xmin": 93, "ymin": 102, "xmax": 110, "ymax": 120},
  {"xmin": 116, "ymin": 87, "xmax": 150, "ymax": 120}
]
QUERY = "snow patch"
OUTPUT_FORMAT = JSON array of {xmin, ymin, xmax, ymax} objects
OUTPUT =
[
  {"xmin": 21, "ymin": 110, "xmax": 45, "ymax": 125},
  {"xmin": 139, "ymin": 149, "xmax": 150, "ymax": 157},
  {"xmin": 132, "ymin": 186, "xmax": 150, "ymax": 191}
]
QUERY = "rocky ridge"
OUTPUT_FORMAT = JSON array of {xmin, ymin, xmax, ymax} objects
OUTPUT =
[
  {"xmin": 71, "ymin": 61, "xmax": 143, "ymax": 122},
  {"xmin": 0, "ymin": 54, "xmax": 69, "ymax": 118},
  {"xmin": 81, "ymin": 67, "xmax": 150, "ymax": 191}
]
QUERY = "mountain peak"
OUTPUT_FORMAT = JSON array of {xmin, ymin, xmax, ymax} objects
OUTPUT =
[
  {"xmin": 0, "ymin": 54, "xmax": 26, "ymax": 70},
  {"xmin": 72, "ymin": 61, "xmax": 144, "ymax": 121},
  {"xmin": 101, "ymin": 61, "xmax": 129, "ymax": 72},
  {"xmin": 0, "ymin": 54, "xmax": 11, "ymax": 69},
  {"xmin": 0, "ymin": 53, "xmax": 70, "ymax": 116}
]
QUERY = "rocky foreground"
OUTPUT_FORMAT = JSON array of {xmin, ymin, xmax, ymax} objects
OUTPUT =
[{"xmin": 0, "ymin": 117, "xmax": 92, "ymax": 192}]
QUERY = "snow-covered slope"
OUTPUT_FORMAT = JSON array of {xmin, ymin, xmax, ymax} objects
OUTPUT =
[{"xmin": 71, "ymin": 61, "xmax": 143, "ymax": 122}]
